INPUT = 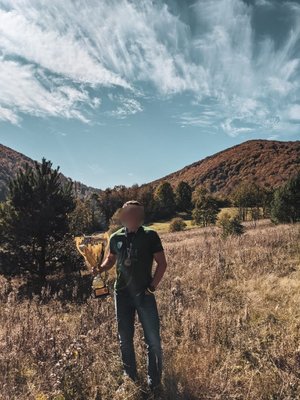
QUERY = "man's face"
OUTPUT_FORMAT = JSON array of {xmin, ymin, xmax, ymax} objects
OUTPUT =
[{"xmin": 120, "ymin": 206, "xmax": 143, "ymax": 230}]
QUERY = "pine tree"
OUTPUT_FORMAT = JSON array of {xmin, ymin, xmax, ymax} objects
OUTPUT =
[
  {"xmin": 175, "ymin": 181, "xmax": 193, "ymax": 212},
  {"xmin": 68, "ymin": 196, "xmax": 106, "ymax": 236},
  {"xmin": 271, "ymin": 171, "xmax": 300, "ymax": 224},
  {"xmin": 192, "ymin": 187, "xmax": 220, "ymax": 227},
  {"xmin": 137, "ymin": 185, "xmax": 156, "ymax": 223},
  {"xmin": 154, "ymin": 181, "xmax": 176, "ymax": 219},
  {"xmin": 0, "ymin": 158, "xmax": 75, "ymax": 279},
  {"xmin": 231, "ymin": 182, "xmax": 263, "ymax": 222}
]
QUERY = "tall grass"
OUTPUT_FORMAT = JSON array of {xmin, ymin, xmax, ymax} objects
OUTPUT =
[{"xmin": 0, "ymin": 220, "xmax": 299, "ymax": 399}]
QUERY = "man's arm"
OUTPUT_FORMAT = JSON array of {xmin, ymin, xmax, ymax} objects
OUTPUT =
[
  {"xmin": 150, "ymin": 250, "xmax": 167, "ymax": 289},
  {"xmin": 92, "ymin": 251, "xmax": 116, "ymax": 276}
]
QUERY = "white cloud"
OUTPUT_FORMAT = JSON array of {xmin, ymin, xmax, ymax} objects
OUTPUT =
[
  {"xmin": 108, "ymin": 96, "xmax": 143, "ymax": 119},
  {"xmin": 0, "ymin": 0, "xmax": 299, "ymax": 136},
  {"xmin": 0, "ymin": 8, "xmax": 129, "ymax": 88},
  {"xmin": 221, "ymin": 119, "xmax": 254, "ymax": 137},
  {"xmin": 0, "ymin": 58, "xmax": 92, "ymax": 123},
  {"xmin": 180, "ymin": 111, "xmax": 217, "ymax": 129},
  {"xmin": 267, "ymin": 134, "xmax": 279, "ymax": 140},
  {"xmin": 255, "ymin": 0, "xmax": 273, "ymax": 7},
  {"xmin": 288, "ymin": 104, "xmax": 300, "ymax": 120},
  {"xmin": 0, "ymin": 105, "xmax": 19, "ymax": 124},
  {"xmin": 177, "ymin": 0, "xmax": 300, "ymax": 136}
]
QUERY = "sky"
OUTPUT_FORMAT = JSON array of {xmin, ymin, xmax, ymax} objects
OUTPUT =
[{"xmin": 0, "ymin": 0, "xmax": 300, "ymax": 189}]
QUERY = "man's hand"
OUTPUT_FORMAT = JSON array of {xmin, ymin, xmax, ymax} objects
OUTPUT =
[
  {"xmin": 150, "ymin": 250, "xmax": 167, "ymax": 289},
  {"xmin": 92, "ymin": 252, "xmax": 116, "ymax": 276}
]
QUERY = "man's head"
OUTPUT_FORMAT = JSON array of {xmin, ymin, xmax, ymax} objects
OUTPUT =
[{"xmin": 119, "ymin": 200, "xmax": 144, "ymax": 232}]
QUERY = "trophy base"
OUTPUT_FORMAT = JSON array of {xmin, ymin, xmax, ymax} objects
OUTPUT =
[{"xmin": 93, "ymin": 286, "xmax": 110, "ymax": 298}]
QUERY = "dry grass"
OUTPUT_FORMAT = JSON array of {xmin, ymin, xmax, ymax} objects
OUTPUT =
[
  {"xmin": 1, "ymin": 220, "xmax": 300, "ymax": 399},
  {"xmin": 146, "ymin": 219, "xmax": 196, "ymax": 233}
]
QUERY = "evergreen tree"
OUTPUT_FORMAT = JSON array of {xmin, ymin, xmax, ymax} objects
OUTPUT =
[
  {"xmin": 108, "ymin": 208, "xmax": 123, "ymax": 234},
  {"xmin": 231, "ymin": 182, "xmax": 263, "ymax": 221},
  {"xmin": 88, "ymin": 193, "xmax": 106, "ymax": 232},
  {"xmin": 97, "ymin": 186, "xmax": 126, "ymax": 227},
  {"xmin": 137, "ymin": 185, "xmax": 157, "ymax": 223},
  {"xmin": 68, "ymin": 195, "xmax": 106, "ymax": 235},
  {"xmin": 261, "ymin": 187, "xmax": 274, "ymax": 218},
  {"xmin": 0, "ymin": 158, "xmax": 75, "ymax": 279},
  {"xmin": 175, "ymin": 181, "xmax": 193, "ymax": 212},
  {"xmin": 192, "ymin": 187, "xmax": 220, "ymax": 227},
  {"xmin": 271, "ymin": 171, "xmax": 300, "ymax": 223},
  {"xmin": 154, "ymin": 181, "xmax": 176, "ymax": 219}
]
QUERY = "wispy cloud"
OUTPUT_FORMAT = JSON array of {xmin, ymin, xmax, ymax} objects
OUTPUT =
[
  {"xmin": 0, "ymin": 58, "xmax": 97, "ymax": 124},
  {"xmin": 287, "ymin": 104, "xmax": 300, "ymax": 121},
  {"xmin": 0, "ymin": 9, "xmax": 129, "ymax": 87},
  {"xmin": 0, "ymin": 0, "xmax": 299, "ymax": 137},
  {"xmin": 108, "ymin": 95, "xmax": 143, "ymax": 119}
]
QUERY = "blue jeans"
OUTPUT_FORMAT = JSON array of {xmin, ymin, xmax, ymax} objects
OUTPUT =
[{"xmin": 114, "ymin": 286, "xmax": 163, "ymax": 389}]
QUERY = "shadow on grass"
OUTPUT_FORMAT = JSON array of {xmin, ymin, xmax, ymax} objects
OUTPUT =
[
  {"xmin": 16, "ymin": 272, "xmax": 94, "ymax": 304},
  {"xmin": 162, "ymin": 370, "xmax": 201, "ymax": 400}
]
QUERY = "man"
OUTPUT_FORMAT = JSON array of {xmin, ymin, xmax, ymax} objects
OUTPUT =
[{"xmin": 93, "ymin": 200, "xmax": 167, "ymax": 394}]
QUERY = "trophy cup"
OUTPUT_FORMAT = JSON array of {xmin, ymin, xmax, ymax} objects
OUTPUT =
[{"xmin": 75, "ymin": 233, "xmax": 110, "ymax": 298}]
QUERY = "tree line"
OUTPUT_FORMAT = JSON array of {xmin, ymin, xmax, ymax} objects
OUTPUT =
[{"xmin": 0, "ymin": 158, "xmax": 299, "ymax": 279}]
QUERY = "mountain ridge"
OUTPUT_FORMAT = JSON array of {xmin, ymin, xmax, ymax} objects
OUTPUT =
[
  {"xmin": 0, "ymin": 143, "xmax": 101, "ymax": 201},
  {"xmin": 1, "ymin": 139, "xmax": 300, "ymax": 202},
  {"xmin": 143, "ymin": 139, "xmax": 300, "ymax": 195}
]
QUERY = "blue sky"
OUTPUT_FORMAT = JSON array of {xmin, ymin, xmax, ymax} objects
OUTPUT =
[{"xmin": 0, "ymin": 0, "xmax": 300, "ymax": 189}]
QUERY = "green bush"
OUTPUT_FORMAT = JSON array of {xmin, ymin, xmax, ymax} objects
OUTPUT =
[
  {"xmin": 169, "ymin": 217, "xmax": 187, "ymax": 232},
  {"xmin": 217, "ymin": 212, "xmax": 245, "ymax": 238}
]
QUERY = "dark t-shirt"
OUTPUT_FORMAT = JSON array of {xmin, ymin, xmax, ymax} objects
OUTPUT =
[{"xmin": 109, "ymin": 225, "xmax": 164, "ymax": 294}]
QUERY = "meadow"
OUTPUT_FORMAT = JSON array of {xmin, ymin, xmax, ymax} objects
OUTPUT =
[
  {"xmin": 147, "ymin": 207, "xmax": 258, "ymax": 233},
  {"xmin": 0, "ymin": 219, "xmax": 300, "ymax": 399}
]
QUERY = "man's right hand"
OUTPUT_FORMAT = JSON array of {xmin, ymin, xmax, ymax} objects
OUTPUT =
[
  {"xmin": 92, "ymin": 253, "xmax": 116, "ymax": 276},
  {"xmin": 92, "ymin": 266, "xmax": 100, "ymax": 276}
]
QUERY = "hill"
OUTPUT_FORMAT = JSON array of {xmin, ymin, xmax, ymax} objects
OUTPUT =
[
  {"xmin": 1, "ymin": 139, "xmax": 300, "ymax": 202},
  {"xmin": 0, "ymin": 143, "xmax": 101, "ymax": 201},
  {"xmin": 145, "ymin": 139, "xmax": 300, "ymax": 195}
]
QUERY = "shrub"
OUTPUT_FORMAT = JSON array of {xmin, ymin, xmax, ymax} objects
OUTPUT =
[
  {"xmin": 169, "ymin": 217, "xmax": 187, "ymax": 232},
  {"xmin": 217, "ymin": 212, "xmax": 245, "ymax": 238}
]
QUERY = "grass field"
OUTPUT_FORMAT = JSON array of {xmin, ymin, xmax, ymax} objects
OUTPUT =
[
  {"xmin": 146, "ymin": 207, "xmax": 253, "ymax": 233},
  {"xmin": 146, "ymin": 219, "xmax": 196, "ymax": 233},
  {"xmin": 0, "ymin": 220, "xmax": 300, "ymax": 399}
]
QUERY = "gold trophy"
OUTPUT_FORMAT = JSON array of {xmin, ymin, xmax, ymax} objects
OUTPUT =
[{"xmin": 75, "ymin": 233, "xmax": 110, "ymax": 298}]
